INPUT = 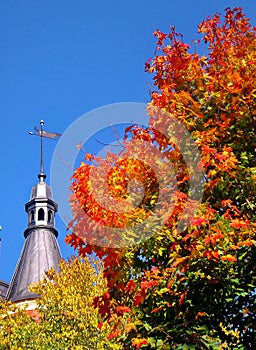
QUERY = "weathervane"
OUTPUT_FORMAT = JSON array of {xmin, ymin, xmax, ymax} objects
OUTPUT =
[{"xmin": 29, "ymin": 120, "xmax": 61, "ymax": 182}]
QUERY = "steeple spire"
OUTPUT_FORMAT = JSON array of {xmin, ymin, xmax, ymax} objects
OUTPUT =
[
  {"xmin": 39, "ymin": 120, "xmax": 46, "ymax": 182},
  {"xmin": 28, "ymin": 121, "xmax": 61, "ymax": 182},
  {"xmin": 6, "ymin": 122, "xmax": 62, "ymax": 303}
]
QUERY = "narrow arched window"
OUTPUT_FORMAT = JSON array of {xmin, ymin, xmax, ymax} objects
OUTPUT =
[
  {"xmin": 30, "ymin": 210, "xmax": 35, "ymax": 223},
  {"xmin": 48, "ymin": 210, "xmax": 53, "ymax": 223},
  {"xmin": 38, "ymin": 208, "xmax": 45, "ymax": 221}
]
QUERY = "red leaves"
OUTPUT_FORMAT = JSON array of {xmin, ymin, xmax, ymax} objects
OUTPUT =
[
  {"xmin": 202, "ymin": 250, "xmax": 219, "ymax": 261},
  {"xmin": 191, "ymin": 217, "xmax": 207, "ymax": 227},
  {"xmin": 115, "ymin": 306, "xmax": 132, "ymax": 316},
  {"xmin": 93, "ymin": 291, "xmax": 112, "ymax": 317},
  {"xmin": 78, "ymin": 244, "xmax": 93, "ymax": 256},
  {"xmin": 153, "ymin": 29, "xmax": 167, "ymax": 48},
  {"xmin": 195, "ymin": 311, "xmax": 206, "ymax": 320},
  {"xmin": 25, "ymin": 310, "xmax": 40, "ymax": 322},
  {"xmin": 151, "ymin": 306, "xmax": 163, "ymax": 314},
  {"xmin": 132, "ymin": 271, "xmax": 160, "ymax": 307},
  {"xmin": 133, "ymin": 289, "xmax": 146, "ymax": 307},
  {"xmin": 140, "ymin": 280, "xmax": 158, "ymax": 290},
  {"xmin": 126, "ymin": 280, "xmax": 136, "ymax": 294},
  {"xmin": 179, "ymin": 291, "xmax": 187, "ymax": 306},
  {"xmin": 98, "ymin": 321, "xmax": 103, "ymax": 330},
  {"xmin": 64, "ymin": 233, "xmax": 83, "ymax": 250},
  {"xmin": 107, "ymin": 329, "xmax": 121, "ymax": 340}
]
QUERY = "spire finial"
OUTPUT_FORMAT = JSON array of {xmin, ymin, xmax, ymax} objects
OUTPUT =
[
  {"xmin": 29, "ymin": 121, "xmax": 62, "ymax": 183},
  {"xmin": 38, "ymin": 120, "xmax": 46, "ymax": 182}
]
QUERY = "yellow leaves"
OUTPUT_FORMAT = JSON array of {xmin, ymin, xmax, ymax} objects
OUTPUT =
[
  {"xmin": 200, "ymin": 55, "xmax": 208, "ymax": 65},
  {"xmin": 0, "ymin": 258, "xmax": 121, "ymax": 349},
  {"xmin": 125, "ymin": 322, "xmax": 137, "ymax": 333},
  {"xmin": 220, "ymin": 322, "xmax": 240, "ymax": 340}
]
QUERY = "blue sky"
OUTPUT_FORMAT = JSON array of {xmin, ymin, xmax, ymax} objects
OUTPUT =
[{"xmin": 0, "ymin": 0, "xmax": 256, "ymax": 283}]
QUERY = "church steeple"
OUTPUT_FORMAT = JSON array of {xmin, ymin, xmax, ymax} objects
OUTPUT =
[{"xmin": 6, "ymin": 122, "xmax": 62, "ymax": 302}]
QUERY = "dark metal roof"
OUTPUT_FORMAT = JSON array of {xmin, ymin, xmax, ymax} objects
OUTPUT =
[
  {"xmin": 0, "ymin": 280, "xmax": 9, "ymax": 299},
  {"xmin": 6, "ymin": 123, "xmax": 63, "ymax": 303},
  {"xmin": 6, "ymin": 227, "xmax": 61, "ymax": 302}
]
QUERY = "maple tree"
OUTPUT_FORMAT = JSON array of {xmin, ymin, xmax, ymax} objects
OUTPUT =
[
  {"xmin": 0, "ymin": 258, "xmax": 120, "ymax": 350},
  {"xmin": 67, "ymin": 7, "xmax": 256, "ymax": 349}
]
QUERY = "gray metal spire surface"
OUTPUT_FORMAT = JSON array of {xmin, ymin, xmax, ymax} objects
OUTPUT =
[
  {"xmin": 0, "ymin": 280, "xmax": 9, "ymax": 299},
  {"xmin": 6, "ymin": 122, "xmax": 62, "ymax": 302}
]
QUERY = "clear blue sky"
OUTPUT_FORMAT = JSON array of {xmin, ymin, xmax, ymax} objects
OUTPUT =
[{"xmin": 0, "ymin": 0, "xmax": 255, "ymax": 283}]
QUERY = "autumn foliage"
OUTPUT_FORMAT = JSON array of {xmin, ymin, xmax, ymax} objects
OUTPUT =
[
  {"xmin": 0, "ymin": 258, "xmax": 120, "ymax": 350},
  {"xmin": 67, "ymin": 8, "xmax": 256, "ymax": 349}
]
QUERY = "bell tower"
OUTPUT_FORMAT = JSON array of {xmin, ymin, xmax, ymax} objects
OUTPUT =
[{"xmin": 24, "ymin": 175, "xmax": 58, "ymax": 239}]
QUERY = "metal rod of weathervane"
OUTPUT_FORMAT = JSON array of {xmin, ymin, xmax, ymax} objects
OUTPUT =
[
  {"xmin": 28, "ymin": 120, "xmax": 62, "ymax": 182},
  {"xmin": 39, "ymin": 120, "xmax": 45, "ymax": 181}
]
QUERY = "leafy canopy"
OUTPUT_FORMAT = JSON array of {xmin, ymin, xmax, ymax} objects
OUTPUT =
[
  {"xmin": 0, "ymin": 257, "xmax": 120, "ymax": 350},
  {"xmin": 67, "ymin": 7, "xmax": 256, "ymax": 349}
]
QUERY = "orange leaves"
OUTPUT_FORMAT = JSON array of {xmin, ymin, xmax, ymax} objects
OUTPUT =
[
  {"xmin": 195, "ymin": 311, "xmax": 206, "ymax": 320},
  {"xmin": 25, "ymin": 310, "xmax": 40, "ymax": 322},
  {"xmin": 131, "ymin": 337, "xmax": 147, "ymax": 349},
  {"xmin": 201, "ymin": 145, "xmax": 238, "ymax": 176},
  {"xmin": 173, "ymin": 256, "xmax": 188, "ymax": 268},
  {"xmin": 230, "ymin": 219, "xmax": 249, "ymax": 229},
  {"xmin": 221, "ymin": 199, "xmax": 233, "ymax": 207},
  {"xmin": 221, "ymin": 254, "xmax": 237, "ymax": 263},
  {"xmin": 65, "ymin": 233, "xmax": 83, "ymax": 250},
  {"xmin": 179, "ymin": 291, "xmax": 187, "ymax": 306},
  {"xmin": 204, "ymin": 232, "xmax": 224, "ymax": 245},
  {"xmin": 202, "ymin": 250, "xmax": 219, "ymax": 261},
  {"xmin": 148, "ymin": 27, "xmax": 195, "ymax": 96},
  {"xmin": 151, "ymin": 306, "xmax": 164, "ymax": 314}
]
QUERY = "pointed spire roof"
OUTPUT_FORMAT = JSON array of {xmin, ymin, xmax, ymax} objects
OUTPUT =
[
  {"xmin": 6, "ymin": 121, "xmax": 62, "ymax": 302},
  {"xmin": 6, "ymin": 226, "xmax": 61, "ymax": 302},
  {"xmin": 0, "ymin": 280, "xmax": 9, "ymax": 299}
]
